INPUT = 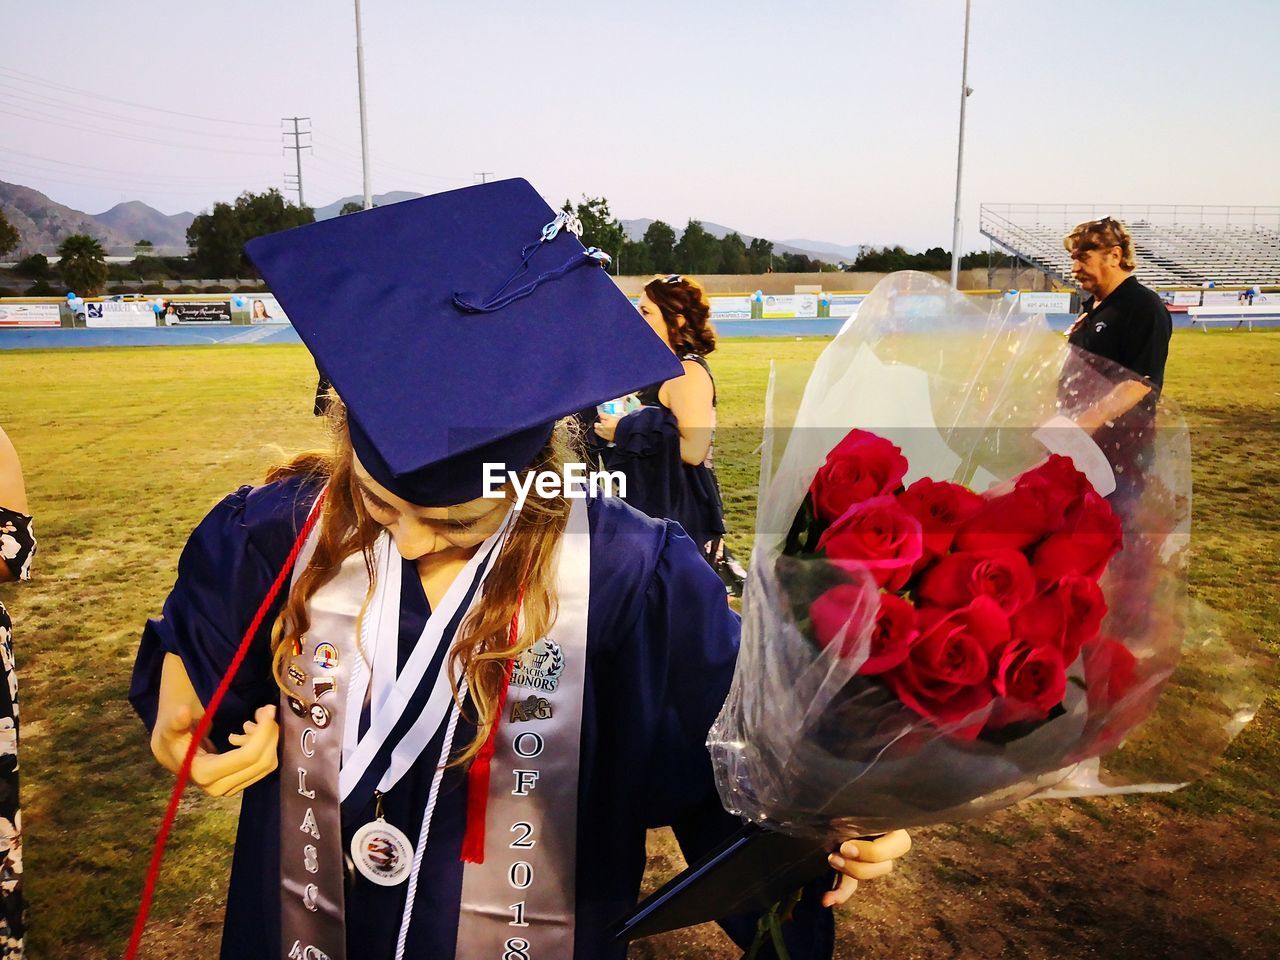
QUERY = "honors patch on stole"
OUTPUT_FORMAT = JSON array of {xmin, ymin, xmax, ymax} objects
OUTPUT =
[{"xmin": 510, "ymin": 638, "xmax": 564, "ymax": 693}]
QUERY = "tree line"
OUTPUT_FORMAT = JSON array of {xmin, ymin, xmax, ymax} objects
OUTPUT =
[{"xmin": 0, "ymin": 190, "xmax": 996, "ymax": 296}]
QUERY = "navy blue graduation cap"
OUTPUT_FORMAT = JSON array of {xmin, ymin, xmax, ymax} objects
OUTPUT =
[{"xmin": 245, "ymin": 178, "xmax": 682, "ymax": 506}]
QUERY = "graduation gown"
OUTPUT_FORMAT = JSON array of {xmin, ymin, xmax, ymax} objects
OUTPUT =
[{"xmin": 130, "ymin": 476, "xmax": 833, "ymax": 960}]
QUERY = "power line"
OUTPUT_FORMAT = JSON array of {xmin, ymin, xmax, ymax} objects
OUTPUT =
[
  {"xmin": 0, "ymin": 145, "xmax": 267, "ymax": 185},
  {"xmin": 0, "ymin": 88, "xmax": 277, "ymax": 145},
  {"xmin": 0, "ymin": 65, "xmax": 278, "ymax": 129},
  {"xmin": 283, "ymin": 117, "xmax": 313, "ymax": 207},
  {"xmin": 0, "ymin": 106, "xmax": 277, "ymax": 157}
]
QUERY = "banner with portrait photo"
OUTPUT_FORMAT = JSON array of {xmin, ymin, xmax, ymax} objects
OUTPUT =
[{"xmin": 242, "ymin": 294, "xmax": 290, "ymax": 324}]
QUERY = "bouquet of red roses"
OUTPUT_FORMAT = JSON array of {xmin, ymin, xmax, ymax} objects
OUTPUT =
[
  {"xmin": 799, "ymin": 432, "xmax": 1127, "ymax": 744},
  {"xmin": 708, "ymin": 272, "xmax": 1261, "ymax": 839}
]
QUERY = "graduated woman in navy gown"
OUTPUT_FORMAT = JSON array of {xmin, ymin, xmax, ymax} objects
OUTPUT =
[{"xmin": 129, "ymin": 181, "xmax": 909, "ymax": 960}]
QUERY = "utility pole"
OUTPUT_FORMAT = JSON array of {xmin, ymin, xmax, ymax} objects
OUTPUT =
[
  {"xmin": 474, "ymin": 172, "xmax": 494, "ymax": 184},
  {"xmin": 354, "ymin": 0, "xmax": 373, "ymax": 210},
  {"xmin": 282, "ymin": 116, "xmax": 312, "ymax": 207},
  {"xmin": 949, "ymin": 0, "xmax": 973, "ymax": 289}
]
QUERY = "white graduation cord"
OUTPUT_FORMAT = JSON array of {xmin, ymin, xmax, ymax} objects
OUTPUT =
[{"xmin": 394, "ymin": 681, "xmax": 467, "ymax": 960}]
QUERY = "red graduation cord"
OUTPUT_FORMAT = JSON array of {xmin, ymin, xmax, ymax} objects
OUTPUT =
[
  {"xmin": 459, "ymin": 583, "xmax": 525, "ymax": 864},
  {"xmin": 125, "ymin": 489, "xmax": 327, "ymax": 960}
]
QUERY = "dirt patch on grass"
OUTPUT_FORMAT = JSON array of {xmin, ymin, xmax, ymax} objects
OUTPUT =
[{"xmin": 633, "ymin": 799, "xmax": 1280, "ymax": 959}]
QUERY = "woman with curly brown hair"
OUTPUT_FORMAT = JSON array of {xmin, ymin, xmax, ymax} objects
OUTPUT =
[
  {"xmin": 592, "ymin": 274, "xmax": 744, "ymax": 594},
  {"xmin": 130, "ymin": 184, "xmax": 907, "ymax": 960}
]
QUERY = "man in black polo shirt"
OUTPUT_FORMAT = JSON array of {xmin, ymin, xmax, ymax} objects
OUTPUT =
[
  {"xmin": 1066, "ymin": 216, "xmax": 1172, "ymax": 400},
  {"xmin": 1060, "ymin": 216, "xmax": 1173, "ymax": 511}
]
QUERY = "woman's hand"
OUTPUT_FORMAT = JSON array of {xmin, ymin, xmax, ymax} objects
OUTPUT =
[
  {"xmin": 593, "ymin": 412, "xmax": 622, "ymax": 443},
  {"xmin": 151, "ymin": 653, "xmax": 279, "ymax": 797},
  {"xmin": 822, "ymin": 829, "xmax": 911, "ymax": 907}
]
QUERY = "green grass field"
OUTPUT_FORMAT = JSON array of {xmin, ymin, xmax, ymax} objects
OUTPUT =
[{"xmin": 2, "ymin": 333, "xmax": 1278, "ymax": 958}]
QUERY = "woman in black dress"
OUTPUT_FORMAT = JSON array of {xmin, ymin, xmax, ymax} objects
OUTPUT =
[
  {"xmin": 593, "ymin": 275, "xmax": 745, "ymax": 594},
  {"xmin": 0, "ymin": 425, "xmax": 34, "ymax": 957}
]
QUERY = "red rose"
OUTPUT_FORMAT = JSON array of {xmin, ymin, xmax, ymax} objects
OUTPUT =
[
  {"xmin": 817, "ymin": 496, "xmax": 923, "ymax": 591},
  {"xmin": 988, "ymin": 639, "xmax": 1067, "ymax": 727},
  {"xmin": 897, "ymin": 477, "xmax": 984, "ymax": 559},
  {"xmin": 809, "ymin": 429, "xmax": 909, "ymax": 524},
  {"xmin": 1083, "ymin": 637, "xmax": 1139, "ymax": 711},
  {"xmin": 1070, "ymin": 637, "xmax": 1156, "ymax": 758},
  {"xmin": 810, "ymin": 588, "xmax": 918, "ymax": 675},
  {"xmin": 1032, "ymin": 491, "xmax": 1123, "ymax": 581},
  {"xmin": 915, "ymin": 548, "xmax": 1037, "ymax": 615},
  {"xmin": 1015, "ymin": 454, "xmax": 1093, "ymax": 518},
  {"xmin": 883, "ymin": 596, "xmax": 1009, "ymax": 738},
  {"xmin": 1011, "ymin": 576, "xmax": 1107, "ymax": 664},
  {"xmin": 954, "ymin": 454, "xmax": 1094, "ymax": 554},
  {"xmin": 953, "ymin": 486, "xmax": 1056, "ymax": 553}
]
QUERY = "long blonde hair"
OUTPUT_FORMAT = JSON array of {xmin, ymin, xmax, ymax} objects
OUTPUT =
[{"xmin": 267, "ymin": 398, "xmax": 573, "ymax": 764}]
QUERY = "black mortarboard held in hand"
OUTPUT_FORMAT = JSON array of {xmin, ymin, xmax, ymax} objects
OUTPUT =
[{"xmin": 245, "ymin": 177, "xmax": 682, "ymax": 506}]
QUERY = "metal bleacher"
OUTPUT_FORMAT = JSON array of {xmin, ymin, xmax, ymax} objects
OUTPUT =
[{"xmin": 980, "ymin": 204, "xmax": 1280, "ymax": 287}]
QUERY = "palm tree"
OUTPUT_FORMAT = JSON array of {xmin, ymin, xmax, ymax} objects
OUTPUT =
[{"xmin": 56, "ymin": 234, "xmax": 108, "ymax": 296}]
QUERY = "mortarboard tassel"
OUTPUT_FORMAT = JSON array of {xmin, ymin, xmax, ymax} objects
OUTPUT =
[
  {"xmin": 460, "ymin": 584, "xmax": 525, "ymax": 864},
  {"xmin": 126, "ymin": 490, "xmax": 328, "ymax": 960}
]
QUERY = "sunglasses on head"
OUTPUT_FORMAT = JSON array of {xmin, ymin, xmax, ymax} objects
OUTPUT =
[{"xmin": 662, "ymin": 274, "xmax": 683, "ymax": 284}]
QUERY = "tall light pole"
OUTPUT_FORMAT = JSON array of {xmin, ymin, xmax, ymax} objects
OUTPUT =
[
  {"xmin": 354, "ymin": 0, "xmax": 373, "ymax": 210},
  {"xmin": 949, "ymin": 0, "xmax": 973, "ymax": 289}
]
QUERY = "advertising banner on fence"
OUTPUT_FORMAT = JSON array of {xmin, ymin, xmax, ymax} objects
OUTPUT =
[
  {"xmin": 710, "ymin": 295, "xmax": 752, "ymax": 320},
  {"xmin": 1172, "ymin": 291, "xmax": 1202, "ymax": 307},
  {"xmin": 85, "ymin": 301, "xmax": 156, "ymax": 328},
  {"xmin": 242, "ymin": 294, "xmax": 290, "ymax": 324},
  {"xmin": 1018, "ymin": 291, "xmax": 1073, "ymax": 314},
  {"xmin": 761, "ymin": 294, "xmax": 794, "ymax": 318},
  {"xmin": 1202, "ymin": 290, "xmax": 1257, "ymax": 307},
  {"xmin": 827, "ymin": 294, "xmax": 865, "ymax": 319},
  {"xmin": 794, "ymin": 293, "xmax": 819, "ymax": 319},
  {"xmin": 0, "ymin": 303, "xmax": 61, "ymax": 327},
  {"xmin": 162, "ymin": 300, "xmax": 233, "ymax": 324}
]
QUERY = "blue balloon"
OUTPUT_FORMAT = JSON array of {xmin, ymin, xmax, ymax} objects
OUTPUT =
[
  {"xmin": 66, "ymin": 291, "xmax": 76, "ymax": 300},
  {"xmin": 232, "ymin": 295, "xmax": 246, "ymax": 309},
  {"xmin": 151, "ymin": 302, "xmax": 163, "ymax": 313},
  {"xmin": 753, "ymin": 290, "xmax": 764, "ymax": 302},
  {"xmin": 1003, "ymin": 289, "xmax": 1019, "ymax": 300}
]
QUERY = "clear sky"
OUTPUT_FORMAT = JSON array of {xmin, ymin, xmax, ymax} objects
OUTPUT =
[{"xmin": 2, "ymin": 0, "xmax": 1277, "ymax": 251}]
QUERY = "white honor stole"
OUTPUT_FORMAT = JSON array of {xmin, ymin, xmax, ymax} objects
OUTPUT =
[{"xmin": 279, "ymin": 495, "xmax": 591, "ymax": 960}]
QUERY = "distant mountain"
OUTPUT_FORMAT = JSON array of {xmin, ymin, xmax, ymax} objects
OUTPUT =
[
  {"xmin": 0, "ymin": 181, "xmax": 195, "ymax": 257},
  {"xmin": 620, "ymin": 218, "xmax": 853, "ymax": 265},
  {"xmin": 94, "ymin": 200, "xmax": 194, "ymax": 248},
  {"xmin": 312, "ymin": 191, "xmax": 426, "ymax": 220},
  {"xmin": 781, "ymin": 238, "xmax": 864, "ymax": 260},
  {"xmin": 0, "ymin": 180, "xmax": 129, "ymax": 255}
]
